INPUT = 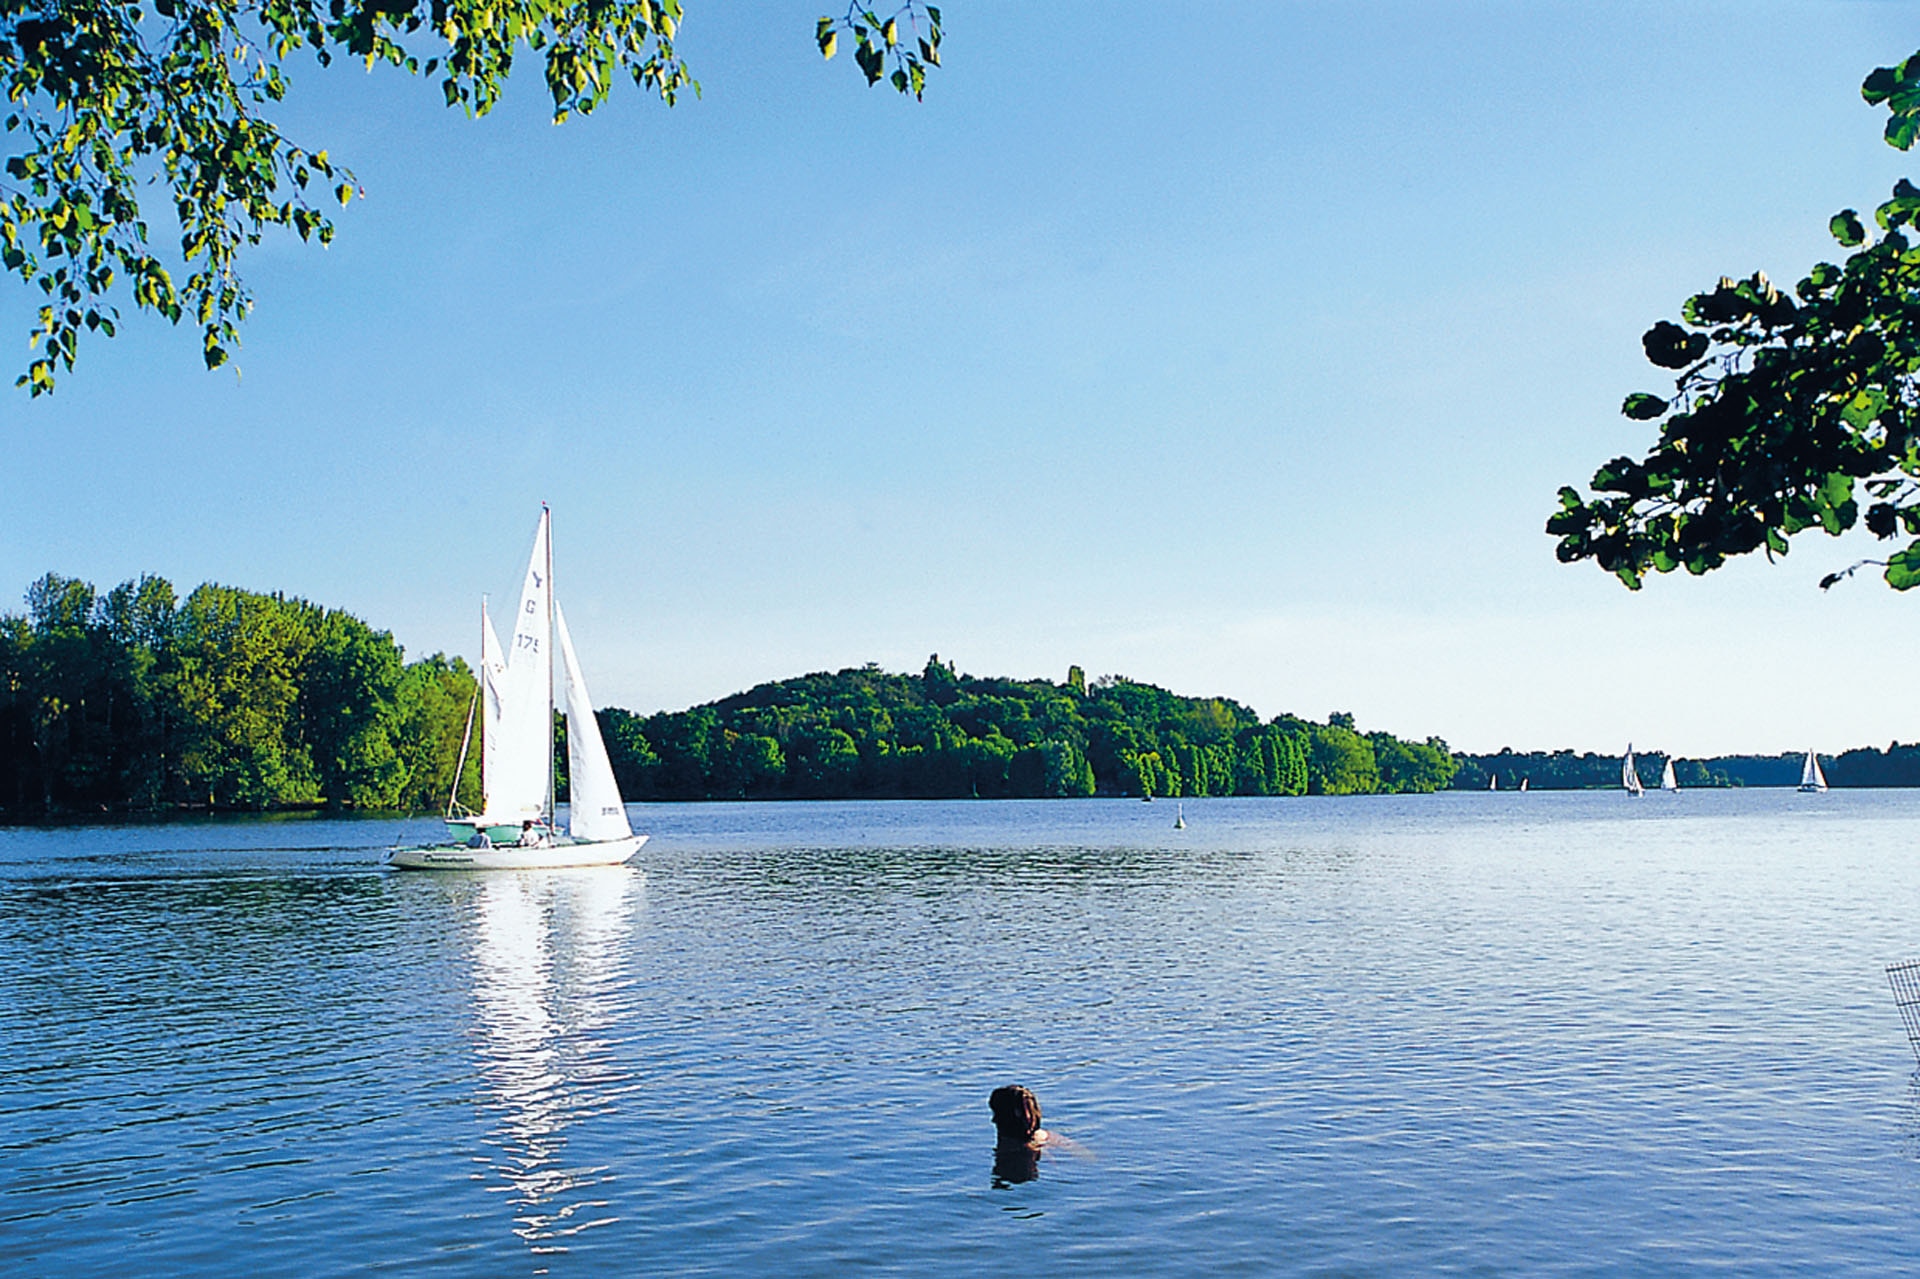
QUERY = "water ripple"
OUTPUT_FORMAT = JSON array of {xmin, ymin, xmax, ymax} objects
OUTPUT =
[{"xmin": 4, "ymin": 794, "xmax": 1919, "ymax": 1274}]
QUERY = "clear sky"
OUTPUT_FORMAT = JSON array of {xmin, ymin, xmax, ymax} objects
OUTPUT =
[{"xmin": 4, "ymin": 1, "xmax": 1918, "ymax": 757}]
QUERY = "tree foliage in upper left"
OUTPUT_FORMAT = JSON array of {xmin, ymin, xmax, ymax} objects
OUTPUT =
[{"xmin": 0, "ymin": 0, "xmax": 942, "ymax": 394}]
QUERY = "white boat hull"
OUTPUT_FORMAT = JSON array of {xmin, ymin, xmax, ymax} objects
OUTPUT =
[{"xmin": 385, "ymin": 834, "xmax": 647, "ymax": 871}]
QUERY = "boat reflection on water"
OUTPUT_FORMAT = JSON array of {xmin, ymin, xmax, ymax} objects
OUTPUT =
[{"xmin": 468, "ymin": 868, "xmax": 642, "ymax": 1263}]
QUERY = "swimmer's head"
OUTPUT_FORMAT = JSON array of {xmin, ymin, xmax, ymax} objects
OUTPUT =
[{"xmin": 988, "ymin": 1085, "xmax": 1043, "ymax": 1146}]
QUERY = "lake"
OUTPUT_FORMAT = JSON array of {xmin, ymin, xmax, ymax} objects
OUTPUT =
[{"xmin": 4, "ymin": 791, "xmax": 1919, "ymax": 1275}]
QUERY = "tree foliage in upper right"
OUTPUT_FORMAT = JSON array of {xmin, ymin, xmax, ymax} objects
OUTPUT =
[{"xmin": 1549, "ymin": 50, "xmax": 1920, "ymax": 592}]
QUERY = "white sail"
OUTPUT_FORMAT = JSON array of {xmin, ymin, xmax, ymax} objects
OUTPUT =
[
  {"xmin": 489, "ymin": 511, "xmax": 555, "ymax": 821},
  {"xmin": 1799, "ymin": 749, "xmax": 1828, "ymax": 792},
  {"xmin": 555, "ymin": 602, "xmax": 632, "ymax": 842},
  {"xmin": 1622, "ymin": 746, "xmax": 1643, "ymax": 795},
  {"xmin": 479, "ymin": 601, "xmax": 507, "ymax": 809},
  {"xmin": 1660, "ymin": 758, "xmax": 1678, "ymax": 792}
]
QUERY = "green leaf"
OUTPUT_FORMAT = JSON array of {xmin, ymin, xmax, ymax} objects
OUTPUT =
[
  {"xmin": 1886, "ymin": 541, "xmax": 1920, "ymax": 589},
  {"xmin": 1831, "ymin": 209, "xmax": 1866, "ymax": 247},
  {"xmin": 1642, "ymin": 320, "xmax": 1707, "ymax": 369},
  {"xmin": 1622, "ymin": 392, "xmax": 1668, "ymax": 420}
]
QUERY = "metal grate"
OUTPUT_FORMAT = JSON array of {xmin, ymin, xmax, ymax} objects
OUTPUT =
[{"xmin": 1888, "ymin": 960, "xmax": 1920, "ymax": 1063}]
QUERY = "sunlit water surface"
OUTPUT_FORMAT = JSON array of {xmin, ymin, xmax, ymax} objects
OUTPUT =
[{"xmin": 5, "ymin": 792, "xmax": 1920, "ymax": 1275}]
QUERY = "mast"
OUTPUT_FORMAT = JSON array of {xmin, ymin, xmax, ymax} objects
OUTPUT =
[
  {"xmin": 444, "ymin": 597, "xmax": 484, "ymax": 820},
  {"xmin": 477, "ymin": 594, "xmax": 488, "ymax": 809}
]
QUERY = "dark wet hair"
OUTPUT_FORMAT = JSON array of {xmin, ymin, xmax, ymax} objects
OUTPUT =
[{"xmin": 989, "ymin": 1085, "xmax": 1043, "ymax": 1146}]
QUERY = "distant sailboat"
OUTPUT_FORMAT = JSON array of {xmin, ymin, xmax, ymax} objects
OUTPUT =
[
  {"xmin": 1622, "ymin": 745, "xmax": 1644, "ymax": 797},
  {"xmin": 1519, "ymin": 778, "xmax": 1528, "ymax": 792},
  {"xmin": 1488, "ymin": 774, "xmax": 1498, "ymax": 791},
  {"xmin": 1660, "ymin": 758, "xmax": 1679, "ymax": 792},
  {"xmin": 1799, "ymin": 749, "xmax": 1828, "ymax": 793},
  {"xmin": 1174, "ymin": 802, "xmax": 1186, "ymax": 830}
]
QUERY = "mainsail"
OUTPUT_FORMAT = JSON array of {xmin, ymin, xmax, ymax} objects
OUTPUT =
[
  {"xmin": 555, "ymin": 601, "xmax": 633, "ymax": 842},
  {"xmin": 487, "ymin": 511, "xmax": 554, "ymax": 822},
  {"xmin": 1660, "ymin": 758, "xmax": 1678, "ymax": 792},
  {"xmin": 1622, "ymin": 746, "xmax": 1644, "ymax": 796}
]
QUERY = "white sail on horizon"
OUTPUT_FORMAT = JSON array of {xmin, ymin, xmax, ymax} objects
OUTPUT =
[
  {"xmin": 1660, "ymin": 758, "xmax": 1678, "ymax": 792},
  {"xmin": 1799, "ymin": 749, "xmax": 1828, "ymax": 793},
  {"xmin": 1623, "ymin": 745, "xmax": 1643, "ymax": 796}
]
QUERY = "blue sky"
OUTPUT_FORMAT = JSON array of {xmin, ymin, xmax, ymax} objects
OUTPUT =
[{"xmin": 4, "ymin": 1, "xmax": 1918, "ymax": 756}]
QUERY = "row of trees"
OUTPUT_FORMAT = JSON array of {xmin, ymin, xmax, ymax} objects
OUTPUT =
[
  {"xmin": 1455, "ymin": 747, "xmax": 1920, "ymax": 789},
  {"xmin": 593, "ymin": 658, "xmax": 1460, "ymax": 801},
  {"xmin": 2, "ymin": 575, "xmax": 1463, "ymax": 814},
  {"xmin": 1453, "ymin": 750, "xmax": 1731, "ymax": 790},
  {"xmin": 0, "ymin": 573, "xmax": 478, "ymax": 814}
]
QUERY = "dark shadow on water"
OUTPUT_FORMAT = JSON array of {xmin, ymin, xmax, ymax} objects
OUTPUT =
[
  {"xmin": 1900, "ymin": 1072, "xmax": 1920, "ymax": 1161},
  {"xmin": 991, "ymin": 1143, "xmax": 1041, "ymax": 1188}
]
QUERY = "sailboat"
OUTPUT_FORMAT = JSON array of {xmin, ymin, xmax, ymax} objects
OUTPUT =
[
  {"xmin": 1798, "ymin": 749, "xmax": 1829, "ymax": 793},
  {"xmin": 1660, "ymin": 758, "xmax": 1679, "ymax": 792},
  {"xmin": 387, "ymin": 508, "xmax": 647, "ymax": 870},
  {"xmin": 1519, "ymin": 778, "xmax": 1528, "ymax": 792},
  {"xmin": 1488, "ymin": 774, "xmax": 1498, "ymax": 791},
  {"xmin": 1622, "ymin": 745, "xmax": 1644, "ymax": 797},
  {"xmin": 1174, "ymin": 802, "xmax": 1186, "ymax": 830}
]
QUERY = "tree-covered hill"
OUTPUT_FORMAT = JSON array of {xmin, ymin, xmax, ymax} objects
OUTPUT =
[{"xmin": 595, "ymin": 657, "xmax": 1460, "ymax": 801}]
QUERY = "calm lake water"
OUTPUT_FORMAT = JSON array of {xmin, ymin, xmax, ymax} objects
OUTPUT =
[{"xmin": 5, "ymin": 792, "xmax": 1920, "ymax": 1275}]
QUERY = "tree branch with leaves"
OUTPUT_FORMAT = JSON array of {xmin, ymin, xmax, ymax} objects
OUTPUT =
[
  {"xmin": 1550, "ymin": 51, "xmax": 1920, "ymax": 591},
  {"xmin": 0, "ymin": 0, "xmax": 941, "ymax": 395}
]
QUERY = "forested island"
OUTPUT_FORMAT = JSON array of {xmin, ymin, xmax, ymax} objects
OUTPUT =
[{"xmin": 0, "ymin": 572, "xmax": 1458, "ymax": 816}]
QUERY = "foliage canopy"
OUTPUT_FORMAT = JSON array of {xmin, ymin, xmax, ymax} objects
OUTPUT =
[
  {"xmin": 0, "ymin": 0, "xmax": 941, "ymax": 393},
  {"xmin": 597, "ymin": 656, "xmax": 1460, "ymax": 802},
  {"xmin": 1550, "ymin": 49, "xmax": 1920, "ymax": 593},
  {"xmin": 0, "ymin": 570, "xmax": 478, "ymax": 811}
]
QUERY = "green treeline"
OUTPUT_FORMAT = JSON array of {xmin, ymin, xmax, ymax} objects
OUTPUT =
[
  {"xmin": 1453, "ymin": 747, "xmax": 1920, "ymax": 789},
  {"xmin": 594, "ymin": 657, "xmax": 1460, "ymax": 801},
  {"xmin": 1454, "ymin": 750, "xmax": 1732, "ymax": 790},
  {"xmin": 1, "ymin": 573, "xmax": 1463, "ymax": 815},
  {"xmin": 0, "ymin": 572, "xmax": 479, "ymax": 815}
]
